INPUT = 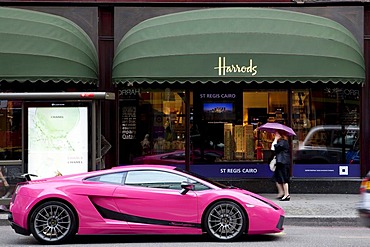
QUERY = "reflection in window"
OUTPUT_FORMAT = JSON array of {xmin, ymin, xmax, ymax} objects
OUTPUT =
[
  {"xmin": 129, "ymin": 89, "xmax": 187, "ymax": 165},
  {"xmin": 332, "ymin": 130, "xmax": 358, "ymax": 148},
  {"xmin": 0, "ymin": 100, "xmax": 22, "ymax": 160},
  {"xmin": 306, "ymin": 130, "xmax": 330, "ymax": 147},
  {"xmin": 292, "ymin": 87, "xmax": 360, "ymax": 165}
]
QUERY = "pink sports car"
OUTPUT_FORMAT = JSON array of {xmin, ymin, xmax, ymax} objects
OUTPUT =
[{"xmin": 9, "ymin": 165, "xmax": 285, "ymax": 244}]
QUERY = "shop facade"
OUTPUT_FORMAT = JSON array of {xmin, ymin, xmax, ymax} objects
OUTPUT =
[
  {"xmin": 0, "ymin": 2, "xmax": 370, "ymax": 195},
  {"xmin": 114, "ymin": 7, "xmax": 365, "ymax": 182}
]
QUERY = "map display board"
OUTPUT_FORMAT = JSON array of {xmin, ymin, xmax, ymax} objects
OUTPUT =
[{"xmin": 26, "ymin": 103, "xmax": 89, "ymax": 179}]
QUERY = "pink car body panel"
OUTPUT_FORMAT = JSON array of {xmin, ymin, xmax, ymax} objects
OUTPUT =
[
  {"xmin": 112, "ymin": 186, "xmax": 199, "ymax": 224},
  {"xmin": 9, "ymin": 165, "xmax": 284, "ymax": 237}
]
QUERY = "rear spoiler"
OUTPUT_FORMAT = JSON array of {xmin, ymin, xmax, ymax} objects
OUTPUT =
[{"xmin": 21, "ymin": 174, "xmax": 38, "ymax": 181}]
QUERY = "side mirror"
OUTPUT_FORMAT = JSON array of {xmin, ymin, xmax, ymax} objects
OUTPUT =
[{"xmin": 180, "ymin": 181, "xmax": 194, "ymax": 195}]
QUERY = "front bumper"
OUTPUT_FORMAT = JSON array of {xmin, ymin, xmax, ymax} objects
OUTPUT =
[
  {"xmin": 8, "ymin": 212, "xmax": 30, "ymax": 236},
  {"xmin": 357, "ymin": 191, "xmax": 370, "ymax": 228},
  {"xmin": 358, "ymin": 208, "xmax": 370, "ymax": 228}
]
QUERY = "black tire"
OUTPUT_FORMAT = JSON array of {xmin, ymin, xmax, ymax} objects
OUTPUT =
[
  {"xmin": 29, "ymin": 201, "xmax": 77, "ymax": 244},
  {"xmin": 204, "ymin": 201, "xmax": 246, "ymax": 241}
]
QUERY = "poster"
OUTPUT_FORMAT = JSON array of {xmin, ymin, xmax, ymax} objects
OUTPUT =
[
  {"xmin": 121, "ymin": 106, "xmax": 136, "ymax": 140},
  {"xmin": 27, "ymin": 106, "xmax": 88, "ymax": 179}
]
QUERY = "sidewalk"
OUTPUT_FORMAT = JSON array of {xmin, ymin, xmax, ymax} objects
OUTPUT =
[
  {"xmin": 263, "ymin": 193, "xmax": 362, "ymax": 227},
  {"xmin": 0, "ymin": 194, "xmax": 363, "ymax": 227}
]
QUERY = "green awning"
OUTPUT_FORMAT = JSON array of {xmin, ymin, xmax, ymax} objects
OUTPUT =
[
  {"xmin": 0, "ymin": 7, "xmax": 98, "ymax": 84},
  {"xmin": 112, "ymin": 8, "xmax": 365, "ymax": 85}
]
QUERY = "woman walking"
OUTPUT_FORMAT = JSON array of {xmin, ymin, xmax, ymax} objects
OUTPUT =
[{"xmin": 272, "ymin": 131, "xmax": 291, "ymax": 201}]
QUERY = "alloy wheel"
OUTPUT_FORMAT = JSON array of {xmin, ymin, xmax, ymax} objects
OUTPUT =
[
  {"xmin": 205, "ymin": 201, "xmax": 245, "ymax": 241},
  {"xmin": 30, "ymin": 201, "xmax": 76, "ymax": 244}
]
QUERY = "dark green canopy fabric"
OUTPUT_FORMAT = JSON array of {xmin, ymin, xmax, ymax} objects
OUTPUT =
[
  {"xmin": 0, "ymin": 7, "xmax": 98, "ymax": 84},
  {"xmin": 112, "ymin": 8, "xmax": 365, "ymax": 85}
]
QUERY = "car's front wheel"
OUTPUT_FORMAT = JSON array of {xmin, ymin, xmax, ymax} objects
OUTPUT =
[
  {"xmin": 29, "ymin": 201, "xmax": 77, "ymax": 244},
  {"xmin": 204, "ymin": 200, "xmax": 246, "ymax": 241}
]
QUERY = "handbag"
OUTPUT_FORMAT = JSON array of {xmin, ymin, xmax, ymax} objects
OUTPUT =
[{"xmin": 269, "ymin": 156, "xmax": 277, "ymax": 172}]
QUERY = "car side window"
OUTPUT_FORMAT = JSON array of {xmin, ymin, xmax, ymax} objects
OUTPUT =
[
  {"xmin": 332, "ymin": 130, "xmax": 358, "ymax": 148},
  {"xmin": 125, "ymin": 170, "xmax": 188, "ymax": 190},
  {"xmin": 85, "ymin": 172, "xmax": 127, "ymax": 185},
  {"xmin": 161, "ymin": 152, "xmax": 185, "ymax": 160},
  {"xmin": 191, "ymin": 180, "xmax": 210, "ymax": 191},
  {"xmin": 306, "ymin": 130, "xmax": 330, "ymax": 147},
  {"xmin": 124, "ymin": 170, "xmax": 210, "ymax": 191}
]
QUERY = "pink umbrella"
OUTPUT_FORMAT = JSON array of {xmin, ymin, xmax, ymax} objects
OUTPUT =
[{"xmin": 257, "ymin": 122, "xmax": 296, "ymax": 136}]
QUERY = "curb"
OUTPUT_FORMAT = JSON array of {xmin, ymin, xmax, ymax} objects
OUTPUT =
[
  {"xmin": 0, "ymin": 213, "xmax": 8, "ymax": 226},
  {"xmin": 284, "ymin": 216, "xmax": 362, "ymax": 227},
  {"xmin": 0, "ymin": 213, "xmax": 362, "ymax": 227}
]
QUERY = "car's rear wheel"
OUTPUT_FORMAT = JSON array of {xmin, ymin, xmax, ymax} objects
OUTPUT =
[
  {"xmin": 29, "ymin": 201, "xmax": 77, "ymax": 244},
  {"xmin": 204, "ymin": 201, "xmax": 246, "ymax": 241}
]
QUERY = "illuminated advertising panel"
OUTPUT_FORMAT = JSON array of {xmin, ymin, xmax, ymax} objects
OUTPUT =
[{"xmin": 25, "ymin": 102, "xmax": 90, "ymax": 179}]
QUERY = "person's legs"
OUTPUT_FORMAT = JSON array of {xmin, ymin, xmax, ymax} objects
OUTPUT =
[
  {"xmin": 279, "ymin": 166, "xmax": 290, "ymax": 201},
  {"xmin": 283, "ymin": 183, "xmax": 289, "ymax": 197},
  {"xmin": 276, "ymin": 182, "xmax": 284, "ymax": 198},
  {"xmin": 280, "ymin": 183, "xmax": 290, "ymax": 201}
]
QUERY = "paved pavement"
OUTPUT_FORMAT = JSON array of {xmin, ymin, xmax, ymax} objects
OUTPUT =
[
  {"xmin": 263, "ymin": 193, "xmax": 362, "ymax": 227},
  {"xmin": 0, "ymin": 193, "xmax": 363, "ymax": 227}
]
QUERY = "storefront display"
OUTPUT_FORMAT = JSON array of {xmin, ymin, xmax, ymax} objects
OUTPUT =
[
  {"xmin": 112, "ymin": 6, "xmax": 365, "ymax": 179},
  {"xmin": 125, "ymin": 85, "xmax": 360, "ymax": 179},
  {"xmin": 191, "ymin": 91, "xmax": 283, "ymax": 163},
  {"xmin": 0, "ymin": 100, "xmax": 22, "ymax": 161}
]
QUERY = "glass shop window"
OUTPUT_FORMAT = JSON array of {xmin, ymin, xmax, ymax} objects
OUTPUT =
[
  {"xmin": 0, "ymin": 100, "xmax": 22, "ymax": 196},
  {"xmin": 0, "ymin": 100, "xmax": 22, "ymax": 161},
  {"xmin": 131, "ymin": 89, "xmax": 187, "ymax": 165},
  {"xmin": 292, "ymin": 87, "xmax": 360, "ymax": 165},
  {"xmin": 191, "ymin": 90, "xmax": 288, "ymax": 164}
]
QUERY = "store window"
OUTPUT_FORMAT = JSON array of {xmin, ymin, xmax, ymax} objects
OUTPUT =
[
  {"xmin": 129, "ymin": 89, "xmax": 187, "ymax": 165},
  {"xmin": 243, "ymin": 91, "xmax": 288, "ymax": 163},
  {"xmin": 0, "ymin": 100, "xmax": 22, "ymax": 197},
  {"xmin": 0, "ymin": 100, "xmax": 22, "ymax": 160},
  {"xmin": 292, "ymin": 87, "xmax": 360, "ymax": 170},
  {"xmin": 191, "ymin": 90, "xmax": 288, "ymax": 165},
  {"xmin": 127, "ymin": 86, "xmax": 360, "ymax": 179}
]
